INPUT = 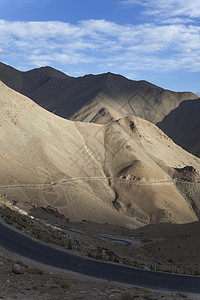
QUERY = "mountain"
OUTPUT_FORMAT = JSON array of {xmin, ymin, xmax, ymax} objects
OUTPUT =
[
  {"xmin": 197, "ymin": 91, "xmax": 200, "ymax": 96},
  {"xmin": 157, "ymin": 99, "xmax": 200, "ymax": 158},
  {"xmin": 0, "ymin": 62, "xmax": 198, "ymax": 125},
  {"xmin": 0, "ymin": 80, "xmax": 200, "ymax": 228}
]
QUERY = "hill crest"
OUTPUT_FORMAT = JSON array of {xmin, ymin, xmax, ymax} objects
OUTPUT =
[{"xmin": 0, "ymin": 62, "xmax": 198, "ymax": 125}]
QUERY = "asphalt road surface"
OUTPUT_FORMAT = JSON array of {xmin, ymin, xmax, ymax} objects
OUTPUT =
[
  {"xmin": 48, "ymin": 222, "xmax": 133, "ymax": 246},
  {"xmin": 0, "ymin": 222, "xmax": 200, "ymax": 294}
]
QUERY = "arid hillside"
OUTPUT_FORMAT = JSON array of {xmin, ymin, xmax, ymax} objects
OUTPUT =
[
  {"xmin": 0, "ymin": 80, "xmax": 200, "ymax": 228},
  {"xmin": 158, "ymin": 99, "xmax": 200, "ymax": 158},
  {"xmin": 0, "ymin": 62, "xmax": 198, "ymax": 125}
]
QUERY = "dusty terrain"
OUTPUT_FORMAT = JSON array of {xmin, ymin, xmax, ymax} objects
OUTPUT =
[
  {"xmin": 133, "ymin": 221, "xmax": 200, "ymax": 271},
  {"xmin": 68, "ymin": 220, "xmax": 200, "ymax": 274},
  {"xmin": 0, "ymin": 62, "xmax": 198, "ymax": 124},
  {"xmin": 1, "ymin": 201, "xmax": 200, "ymax": 276},
  {"xmin": 1, "ymin": 251, "xmax": 197, "ymax": 300},
  {"xmin": 0, "ymin": 80, "xmax": 200, "ymax": 228},
  {"xmin": 0, "ymin": 204, "xmax": 200, "ymax": 300}
]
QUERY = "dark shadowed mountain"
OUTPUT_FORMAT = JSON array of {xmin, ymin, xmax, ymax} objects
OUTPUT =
[
  {"xmin": 157, "ymin": 99, "xmax": 200, "ymax": 158},
  {"xmin": 0, "ymin": 62, "xmax": 198, "ymax": 124}
]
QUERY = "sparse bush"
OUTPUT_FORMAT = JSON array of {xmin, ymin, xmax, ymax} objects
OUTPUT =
[
  {"xmin": 4, "ymin": 217, "xmax": 12, "ymax": 225},
  {"xmin": 32, "ymin": 286, "xmax": 38, "ymax": 290},
  {"xmin": 55, "ymin": 279, "xmax": 69, "ymax": 290},
  {"xmin": 121, "ymin": 292, "xmax": 135, "ymax": 300},
  {"xmin": 60, "ymin": 282, "xmax": 69, "ymax": 290},
  {"xmin": 113, "ymin": 256, "xmax": 119, "ymax": 263},
  {"xmin": 194, "ymin": 269, "xmax": 200, "ymax": 276},
  {"xmin": 28, "ymin": 268, "xmax": 44, "ymax": 275},
  {"xmin": 108, "ymin": 255, "xmax": 113, "ymax": 261},
  {"xmin": 88, "ymin": 251, "xmax": 93, "ymax": 258},
  {"xmin": 96, "ymin": 252, "xmax": 103, "ymax": 260},
  {"xmin": 123, "ymin": 258, "xmax": 131, "ymax": 266},
  {"xmin": 68, "ymin": 239, "xmax": 72, "ymax": 250}
]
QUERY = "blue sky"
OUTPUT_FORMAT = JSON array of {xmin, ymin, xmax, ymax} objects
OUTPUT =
[{"xmin": 0, "ymin": 0, "xmax": 200, "ymax": 92}]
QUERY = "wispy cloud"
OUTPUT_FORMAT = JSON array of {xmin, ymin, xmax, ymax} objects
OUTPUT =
[
  {"xmin": 121, "ymin": 0, "xmax": 200, "ymax": 19},
  {"xmin": 0, "ymin": 48, "xmax": 7, "ymax": 55},
  {"xmin": 0, "ymin": 19, "xmax": 200, "ymax": 76}
]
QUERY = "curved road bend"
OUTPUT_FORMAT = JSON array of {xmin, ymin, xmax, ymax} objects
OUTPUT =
[
  {"xmin": 0, "ymin": 222, "xmax": 200, "ymax": 294},
  {"xmin": 47, "ymin": 223, "xmax": 132, "ymax": 246}
]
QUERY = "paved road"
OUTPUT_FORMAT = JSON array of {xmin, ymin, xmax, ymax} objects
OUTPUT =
[
  {"xmin": 0, "ymin": 222, "xmax": 200, "ymax": 293},
  {"xmin": 98, "ymin": 235, "xmax": 133, "ymax": 246},
  {"xmin": 47, "ymin": 222, "xmax": 133, "ymax": 246}
]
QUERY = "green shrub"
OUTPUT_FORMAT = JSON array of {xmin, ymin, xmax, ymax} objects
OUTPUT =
[
  {"xmin": 68, "ymin": 239, "xmax": 72, "ymax": 250},
  {"xmin": 113, "ymin": 256, "xmax": 119, "ymax": 263},
  {"xmin": 28, "ymin": 268, "xmax": 44, "ymax": 275},
  {"xmin": 55, "ymin": 280, "xmax": 69, "ymax": 290},
  {"xmin": 121, "ymin": 293, "xmax": 135, "ymax": 300}
]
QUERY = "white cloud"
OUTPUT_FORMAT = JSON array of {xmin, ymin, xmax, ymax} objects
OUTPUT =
[
  {"xmin": 0, "ymin": 19, "xmax": 200, "ymax": 75},
  {"xmin": 160, "ymin": 18, "xmax": 194, "ymax": 25},
  {"xmin": 121, "ymin": 0, "xmax": 200, "ymax": 19},
  {"xmin": 0, "ymin": 48, "xmax": 8, "ymax": 55}
]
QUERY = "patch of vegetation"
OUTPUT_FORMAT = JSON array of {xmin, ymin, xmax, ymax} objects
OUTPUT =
[
  {"xmin": 122, "ymin": 258, "xmax": 131, "ymax": 265},
  {"xmin": 194, "ymin": 269, "xmax": 200, "ymax": 276},
  {"xmin": 55, "ymin": 279, "xmax": 70, "ymax": 290},
  {"xmin": 113, "ymin": 256, "xmax": 119, "ymax": 263},
  {"xmin": 31, "ymin": 227, "xmax": 68, "ymax": 247},
  {"xmin": 68, "ymin": 239, "xmax": 72, "ymax": 250},
  {"xmin": 28, "ymin": 268, "xmax": 44, "ymax": 275},
  {"xmin": 96, "ymin": 252, "xmax": 103, "ymax": 260},
  {"xmin": 121, "ymin": 293, "xmax": 135, "ymax": 300},
  {"xmin": 0, "ymin": 205, "xmax": 28, "ymax": 229}
]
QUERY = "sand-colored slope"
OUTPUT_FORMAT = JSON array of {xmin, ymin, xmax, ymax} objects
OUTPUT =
[
  {"xmin": 157, "ymin": 99, "xmax": 200, "ymax": 158},
  {"xmin": 0, "ymin": 62, "xmax": 198, "ymax": 125},
  {"xmin": 103, "ymin": 117, "xmax": 200, "ymax": 224},
  {"xmin": 0, "ymin": 80, "xmax": 199, "ymax": 228},
  {"xmin": 0, "ymin": 80, "xmax": 124, "ymax": 226}
]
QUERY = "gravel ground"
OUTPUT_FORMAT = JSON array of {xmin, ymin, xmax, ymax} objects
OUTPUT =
[{"xmin": 0, "ymin": 251, "xmax": 199, "ymax": 300}]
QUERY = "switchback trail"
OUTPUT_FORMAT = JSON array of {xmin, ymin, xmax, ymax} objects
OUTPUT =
[{"xmin": 0, "ymin": 177, "xmax": 198, "ymax": 190}]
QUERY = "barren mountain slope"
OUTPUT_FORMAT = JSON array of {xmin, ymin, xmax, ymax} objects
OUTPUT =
[
  {"xmin": 0, "ymin": 80, "xmax": 200, "ymax": 228},
  {"xmin": 157, "ymin": 99, "xmax": 200, "ymax": 157},
  {"xmin": 0, "ymin": 62, "xmax": 198, "ymax": 125},
  {"xmin": 133, "ymin": 221, "xmax": 200, "ymax": 270}
]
